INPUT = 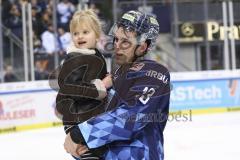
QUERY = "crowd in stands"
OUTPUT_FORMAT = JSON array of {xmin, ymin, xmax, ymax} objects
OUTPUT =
[{"xmin": 1, "ymin": 0, "xmax": 108, "ymax": 82}]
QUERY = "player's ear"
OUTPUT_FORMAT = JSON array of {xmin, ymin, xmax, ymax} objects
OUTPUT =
[{"xmin": 136, "ymin": 42, "xmax": 147, "ymax": 56}]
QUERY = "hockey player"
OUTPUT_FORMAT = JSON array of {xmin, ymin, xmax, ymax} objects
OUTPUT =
[{"xmin": 64, "ymin": 10, "xmax": 171, "ymax": 160}]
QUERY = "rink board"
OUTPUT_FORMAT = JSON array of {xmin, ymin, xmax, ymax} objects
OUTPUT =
[
  {"xmin": 170, "ymin": 79, "xmax": 240, "ymax": 113},
  {"xmin": 1, "ymin": 70, "xmax": 240, "ymax": 134},
  {"xmin": 0, "ymin": 81, "xmax": 61, "ymax": 134}
]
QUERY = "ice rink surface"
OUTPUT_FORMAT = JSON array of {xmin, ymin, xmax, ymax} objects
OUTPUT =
[{"xmin": 0, "ymin": 112, "xmax": 240, "ymax": 160}]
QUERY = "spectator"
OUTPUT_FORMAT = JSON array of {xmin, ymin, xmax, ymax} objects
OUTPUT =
[
  {"xmin": 4, "ymin": 3, "xmax": 22, "ymax": 38},
  {"xmin": 41, "ymin": 10, "xmax": 52, "ymax": 30},
  {"xmin": 32, "ymin": 6, "xmax": 45, "ymax": 37},
  {"xmin": 41, "ymin": 23, "xmax": 58, "ymax": 54},
  {"xmin": 89, "ymin": 3, "xmax": 100, "ymax": 16},
  {"xmin": 34, "ymin": 61, "xmax": 49, "ymax": 80},
  {"xmin": 45, "ymin": 0, "xmax": 53, "ymax": 16},
  {"xmin": 57, "ymin": 0, "xmax": 75, "ymax": 30},
  {"xmin": 31, "ymin": 0, "xmax": 47, "ymax": 13},
  {"xmin": 33, "ymin": 31, "xmax": 45, "ymax": 54},
  {"xmin": 4, "ymin": 65, "xmax": 19, "ymax": 82},
  {"xmin": 58, "ymin": 27, "xmax": 71, "ymax": 52},
  {"xmin": 1, "ymin": 0, "xmax": 12, "ymax": 21}
]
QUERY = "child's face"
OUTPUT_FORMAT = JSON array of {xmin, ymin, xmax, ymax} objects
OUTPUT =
[{"xmin": 72, "ymin": 24, "xmax": 98, "ymax": 49}]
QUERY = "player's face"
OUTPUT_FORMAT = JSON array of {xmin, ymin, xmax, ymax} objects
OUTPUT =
[
  {"xmin": 113, "ymin": 27, "xmax": 138, "ymax": 65},
  {"xmin": 72, "ymin": 24, "xmax": 98, "ymax": 49}
]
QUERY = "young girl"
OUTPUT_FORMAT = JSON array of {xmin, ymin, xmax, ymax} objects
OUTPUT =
[{"xmin": 56, "ymin": 9, "xmax": 109, "ymax": 159}]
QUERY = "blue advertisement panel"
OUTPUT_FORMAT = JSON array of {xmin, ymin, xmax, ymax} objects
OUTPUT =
[{"xmin": 170, "ymin": 78, "xmax": 240, "ymax": 111}]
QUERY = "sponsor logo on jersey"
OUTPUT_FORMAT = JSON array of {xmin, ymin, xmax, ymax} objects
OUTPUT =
[{"xmin": 146, "ymin": 70, "xmax": 168, "ymax": 84}]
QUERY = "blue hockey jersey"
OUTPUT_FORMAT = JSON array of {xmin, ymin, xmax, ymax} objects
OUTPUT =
[{"xmin": 72, "ymin": 59, "xmax": 171, "ymax": 160}]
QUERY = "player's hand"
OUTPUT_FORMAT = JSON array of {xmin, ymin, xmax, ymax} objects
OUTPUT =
[
  {"xmin": 76, "ymin": 144, "xmax": 88, "ymax": 156},
  {"xmin": 102, "ymin": 74, "xmax": 113, "ymax": 89},
  {"xmin": 64, "ymin": 133, "xmax": 81, "ymax": 157}
]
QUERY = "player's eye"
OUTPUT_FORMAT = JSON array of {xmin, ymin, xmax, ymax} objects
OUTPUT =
[{"xmin": 121, "ymin": 39, "xmax": 132, "ymax": 49}]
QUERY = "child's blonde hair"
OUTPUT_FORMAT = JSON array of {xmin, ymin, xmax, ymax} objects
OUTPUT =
[{"xmin": 69, "ymin": 9, "xmax": 102, "ymax": 38}]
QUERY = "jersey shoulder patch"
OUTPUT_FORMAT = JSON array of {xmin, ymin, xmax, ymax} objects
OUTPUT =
[{"xmin": 129, "ymin": 62, "xmax": 145, "ymax": 71}]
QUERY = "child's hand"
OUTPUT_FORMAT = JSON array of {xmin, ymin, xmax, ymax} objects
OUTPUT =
[
  {"xmin": 76, "ymin": 144, "xmax": 89, "ymax": 156},
  {"xmin": 102, "ymin": 74, "xmax": 113, "ymax": 89}
]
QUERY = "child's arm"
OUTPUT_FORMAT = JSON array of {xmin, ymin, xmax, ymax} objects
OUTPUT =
[{"xmin": 58, "ymin": 53, "xmax": 107, "ymax": 100}]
